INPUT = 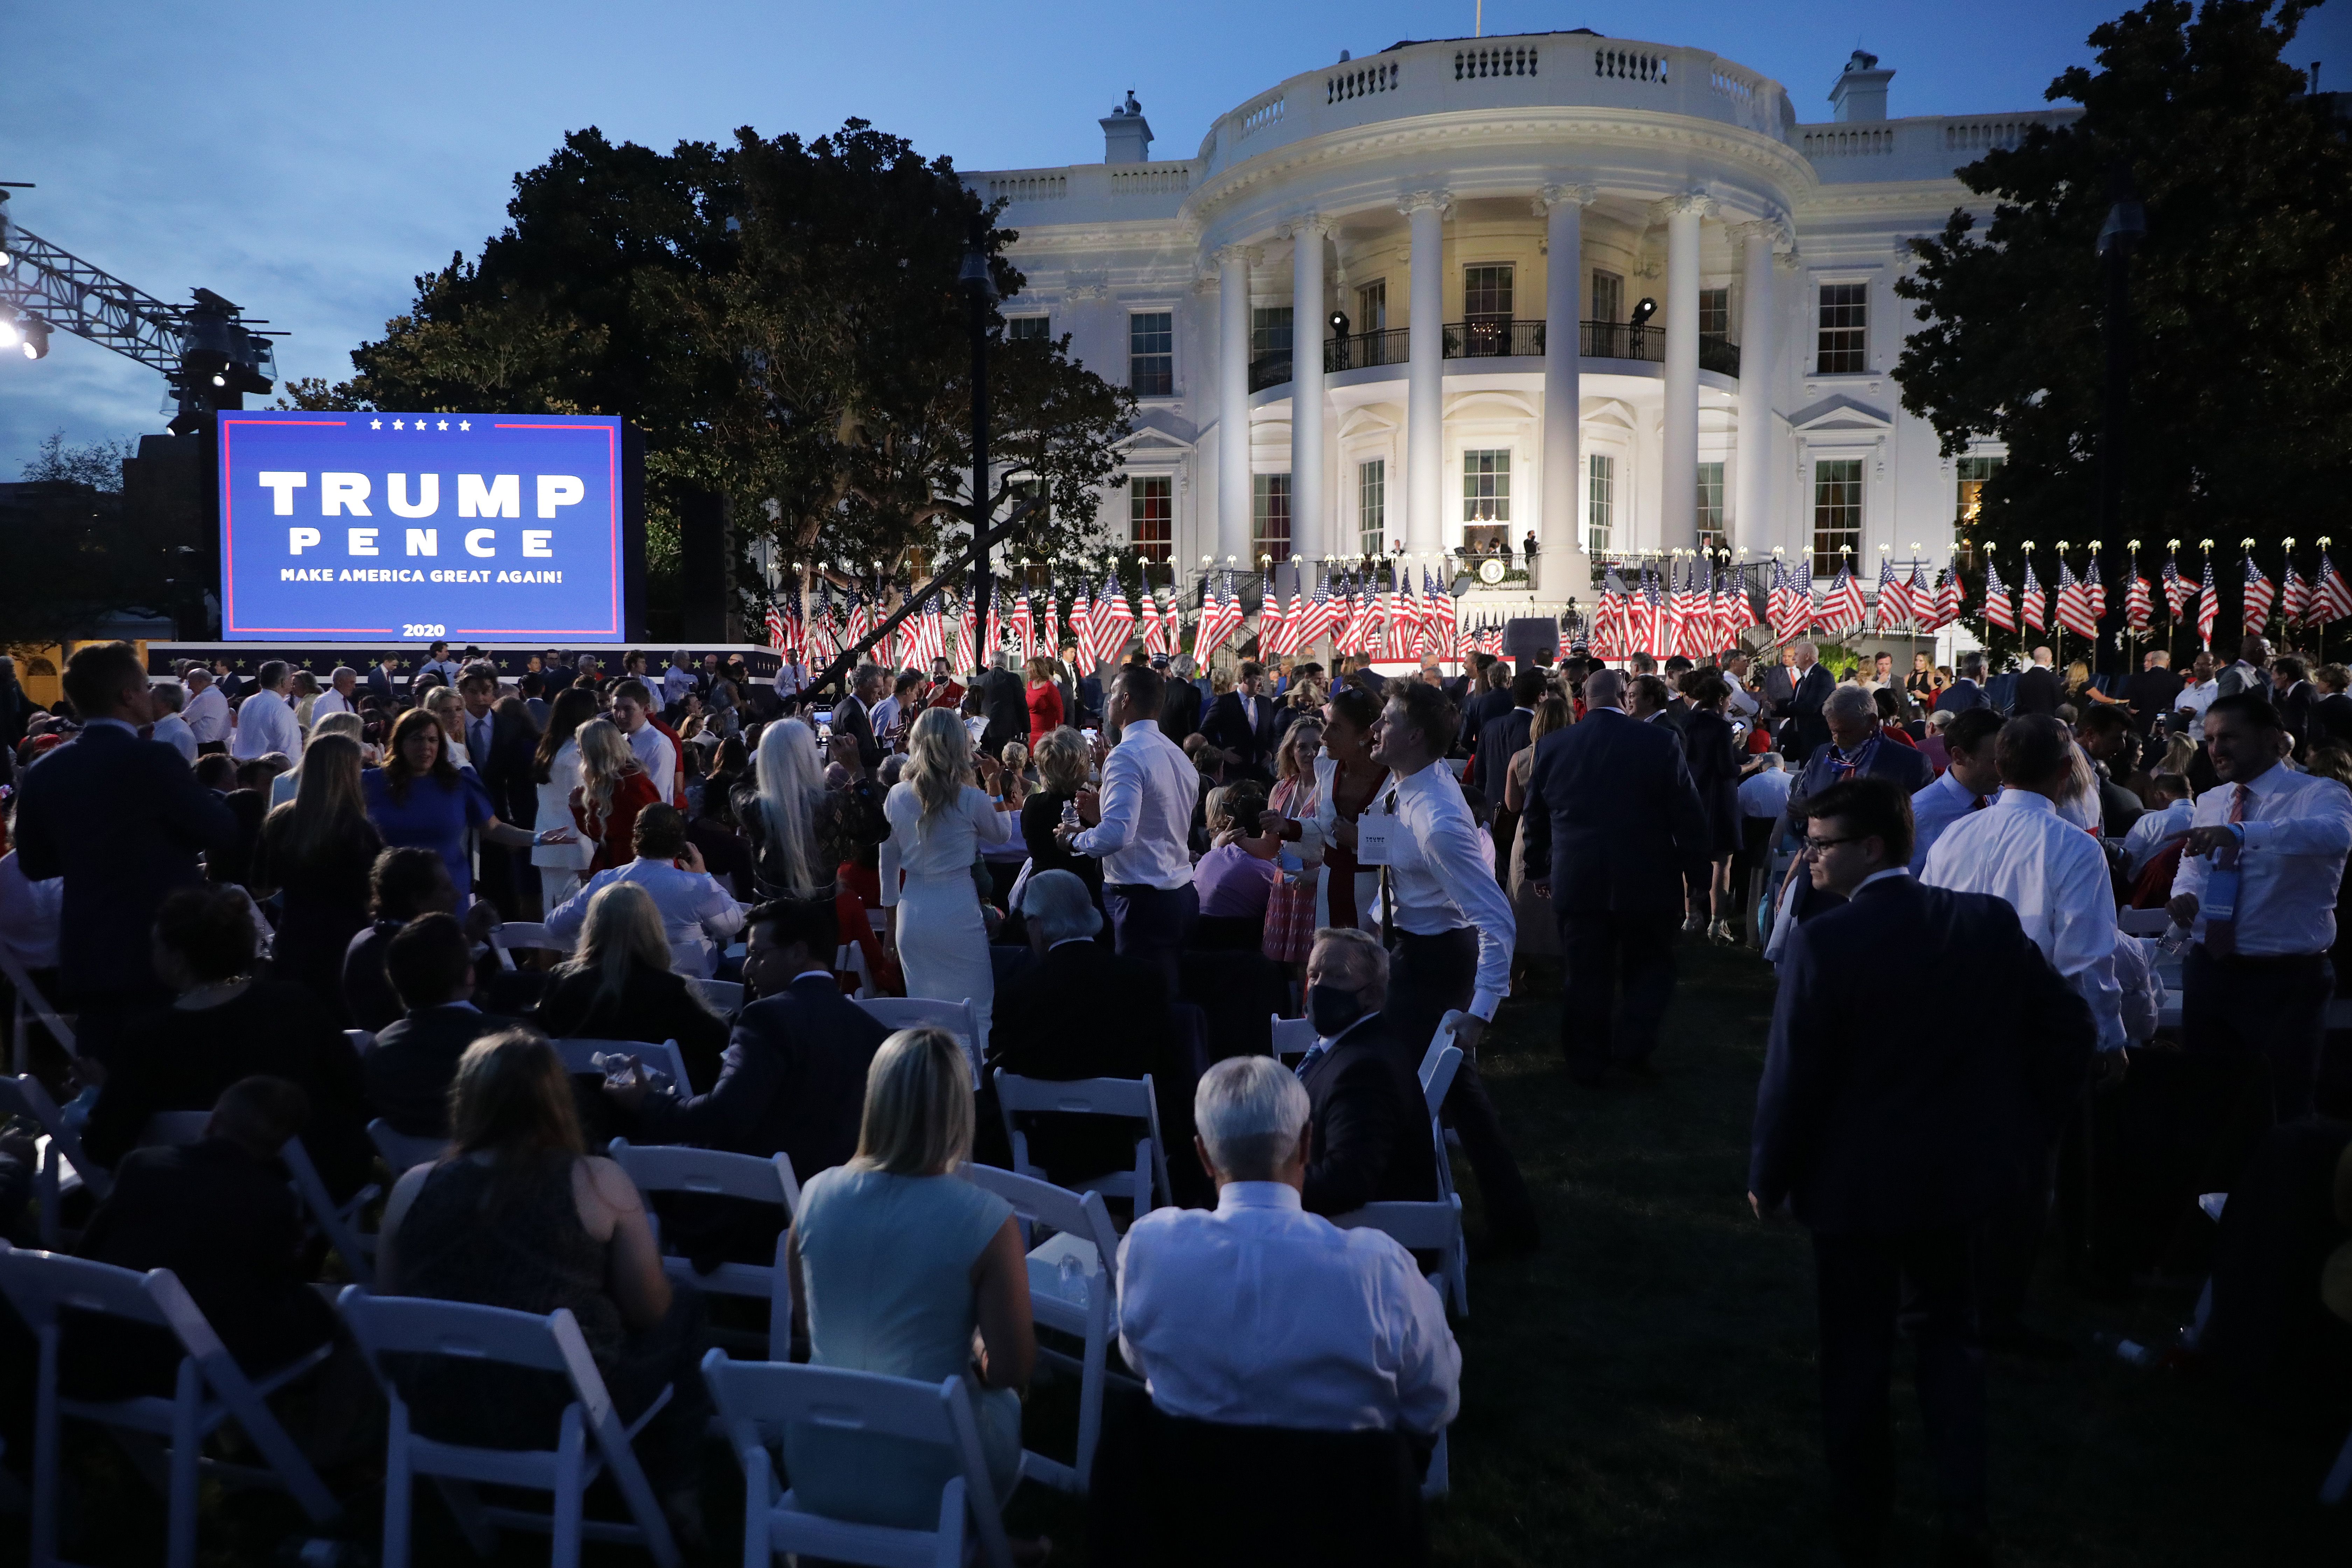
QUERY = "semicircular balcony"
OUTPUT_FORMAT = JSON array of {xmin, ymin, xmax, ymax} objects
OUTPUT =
[{"xmin": 1247, "ymin": 320, "xmax": 1738, "ymax": 399}]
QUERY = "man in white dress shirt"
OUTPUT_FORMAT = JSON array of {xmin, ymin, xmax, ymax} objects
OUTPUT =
[
  {"xmin": 1923, "ymin": 714, "xmax": 2123, "ymax": 1356},
  {"xmin": 2168, "ymin": 692, "xmax": 2352, "ymax": 1120},
  {"xmin": 148, "ymin": 684, "xmax": 198, "ymax": 763},
  {"xmin": 181, "ymin": 666, "xmax": 230, "ymax": 754},
  {"xmin": 229, "ymin": 662, "xmax": 301, "ymax": 762},
  {"xmin": 1060, "ymin": 664, "xmax": 1197, "ymax": 988},
  {"xmin": 2174, "ymin": 650, "xmax": 2220, "ymax": 738},
  {"xmin": 1117, "ymin": 1054, "xmax": 1459, "ymax": 1434},
  {"xmin": 610, "ymin": 679, "xmax": 678, "ymax": 804},
  {"xmin": 2119, "ymin": 773, "xmax": 2195, "ymax": 879},
  {"xmin": 1907, "ymin": 708, "xmax": 2004, "ymax": 874},
  {"xmin": 545, "ymin": 805, "xmax": 745, "ymax": 977},
  {"xmin": 311, "ymin": 667, "xmax": 359, "ymax": 720}
]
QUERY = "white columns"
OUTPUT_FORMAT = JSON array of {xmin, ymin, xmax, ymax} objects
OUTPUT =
[
  {"xmin": 1659, "ymin": 192, "xmax": 1712, "ymax": 552},
  {"xmin": 1732, "ymin": 221, "xmax": 1778, "ymax": 555},
  {"xmin": 1403, "ymin": 191, "xmax": 1448, "ymax": 554},
  {"xmin": 1288, "ymin": 217, "xmax": 1329, "ymax": 564},
  {"xmin": 1538, "ymin": 185, "xmax": 1594, "ymax": 576},
  {"xmin": 1216, "ymin": 244, "xmax": 1252, "ymax": 562}
]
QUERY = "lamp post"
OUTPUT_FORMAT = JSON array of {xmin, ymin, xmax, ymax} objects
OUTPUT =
[
  {"xmin": 960, "ymin": 217, "xmax": 997, "ymax": 654},
  {"xmin": 2095, "ymin": 166, "xmax": 2144, "ymax": 574}
]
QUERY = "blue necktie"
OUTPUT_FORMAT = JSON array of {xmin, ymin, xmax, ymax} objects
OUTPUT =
[{"xmin": 1294, "ymin": 1043, "xmax": 1329, "ymax": 1082}]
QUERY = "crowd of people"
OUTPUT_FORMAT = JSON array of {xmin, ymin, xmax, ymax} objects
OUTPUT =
[{"xmin": 2, "ymin": 619, "xmax": 2350, "ymax": 1564}]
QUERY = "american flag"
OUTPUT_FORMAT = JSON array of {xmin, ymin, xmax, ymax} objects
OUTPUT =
[
  {"xmin": 1423, "ymin": 568, "xmax": 1456, "ymax": 660},
  {"xmin": 1093, "ymin": 575, "xmax": 1135, "ymax": 665},
  {"xmin": 1874, "ymin": 557, "xmax": 1912, "ymax": 631},
  {"xmin": 2241, "ymin": 553, "xmax": 2276, "ymax": 635},
  {"xmin": 918, "ymin": 590, "xmax": 947, "ymax": 666},
  {"xmin": 2163, "ymin": 552, "xmax": 2192, "ymax": 616},
  {"xmin": 1255, "ymin": 574, "xmax": 1285, "ymax": 659},
  {"xmin": 984, "ymin": 592, "xmax": 1003, "ymax": 666},
  {"xmin": 1591, "ymin": 581, "xmax": 1625, "ymax": 660},
  {"xmin": 2125, "ymin": 565, "xmax": 2153, "ymax": 634},
  {"xmin": 2196, "ymin": 558, "xmax": 2219, "ymax": 648},
  {"xmin": 1819, "ymin": 562, "xmax": 1866, "ymax": 636},
  {"xmin": 1138, "ymin": 589, "xmax": 1165, "ymax": 656},
  {"xmin": 1926, "ymin": 562, "xmax": 1962, "ymax": 631},
  {"xmin": 1293, "ymin": 567, "xmax": 1336, "ymax": 652},
  {"xmin": 2018, "ymin": 560, "xmax": 2046, "ymax": 633},
  {"xmin": 2086, "ymin": 549, "xmax": 2108, "ymax": 622},
  {"xmin": 1982, "ymin": 558, "xmax": 2016, "ymax": 632},
  {"xmin": 1906, "ymin": 563, "xmax": 1935, "ymax": 628},
  {"xmin": 1389, "ymin": 565, "xmax": 1422, "ymax": 660},
  {"xmin": 842, "ymin": 583, "xmax": 871, "ymax": 653},
  {"xmin": 1368, "ymin": 570, "xmax": 1395, "ymax": 660},
  {"xmin": 2317, "ymin": 551, "xmax": 2352, "ymax": 623},
  {"xmin": 2282, "ymin": 559, "xmax": 2312, "ymax": 626},
  {"xmin": 1195, "ymin": 571, "xmax": 1241, "ymax": 663},
  {"xmin": 1040, "ymin": 588, "xmax": 1060, "ymax": 657},
  {"xmin": 2054, "ymin": 560, "xmax": 2096, "ymax": 639},
  {"xmin": 1677, "ymin": 559, "xmax": 1712, "ymax": 660},
  {"xmin": 956, "ymin": 589, "xmax": 976, "ymax": 670},
  {"xmin": 1009, "ymin": 588, "xmax": 1035, "ymax": 663},
  {"xmin": 1647, "ymin": 568, "xmax": 1674, "ymax": 658},
  {"xmin": 1066, "ymin": 587, "xmax": 1097, "ymax": 676},
  {"xmin": 1725, "ymin": 566, "xmax": 1760, "ymax": 642},
  {"xmin": 1765, "ymin": 560, "xmax": 1798, "ymax": 643},
  {"xmin": 1478, "ymin": 620, "xmax": 1504, "ymax": 657},
  {"xmin": 764, "ymin": 600, "xmax": 786, "ymax": 650}
]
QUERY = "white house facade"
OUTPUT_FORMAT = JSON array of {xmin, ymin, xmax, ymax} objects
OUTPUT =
[{"xmin": 965, "ymin": 34, "xmax": 2065, "ymax": 621}]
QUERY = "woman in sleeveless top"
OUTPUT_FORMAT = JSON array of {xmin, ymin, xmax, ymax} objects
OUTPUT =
[
  {"xmin": 1260, "ymin": 685, "xmax": 1388, "ymax": 936},
  {"xmin": 880, "ymin": 708, "xmax": 1014, "ymax": 1048},
  {"xmin": 1259, "ymin": 718, "xmax": 1325, "ymax": 970},
  {"xmin": 377, "ymin": 1029, "xmax": 709, "ymax": 1523},
  {"xmin": 787, "ymin": 1027, "xmax": 1040, "ymax": 1552}
]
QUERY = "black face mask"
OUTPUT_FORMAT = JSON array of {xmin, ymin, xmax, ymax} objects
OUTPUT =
[{"xmin": 1307, "ymin": 982, "xmax": 1369, "ymax": 1040}]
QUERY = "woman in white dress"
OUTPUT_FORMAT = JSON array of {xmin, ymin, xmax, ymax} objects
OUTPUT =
[
  {"xmin": 880, "ymin": 707, "xmax": 1013, "ymax": 1047},
  {"xmin": 529, "ymin": 687, "xmax": 601, "ymax": 912}
]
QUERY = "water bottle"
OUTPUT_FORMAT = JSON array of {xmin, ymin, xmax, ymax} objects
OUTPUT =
[
  {"xmin": 2157, "ymin": 922, "xmax": 2194, "ymax": 957},
  {"xmin": 1057, "ymin": 1252, "xmax": 1088, "ymax": 1305},
  {"xmin": 1061, "ymin": 799, "xmax": 1081, "ymax": 832}
]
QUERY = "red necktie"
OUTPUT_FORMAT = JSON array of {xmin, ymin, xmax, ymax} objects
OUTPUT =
[
  {"xmin": 2205, "ymin": 784, "xmax": 2250, "ymax": 957},
  {"xmin": 1970, "ymin": 795, "xmax": 1988, "ymax": 811}
]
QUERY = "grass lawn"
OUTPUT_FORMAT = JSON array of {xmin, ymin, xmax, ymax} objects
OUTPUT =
[{"xmin": 15, "ymin": 943, "xmax": 2352, "ymax": 1566}]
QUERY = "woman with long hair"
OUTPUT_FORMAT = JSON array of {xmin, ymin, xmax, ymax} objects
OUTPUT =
[
  {"xmin": 535, "ymin": 881, "xmax": 728, "ymax": 1088},
  {"xmin": 1023, "ymin": 655, "xmax": 1064, "ymax": 750},
  {"xmin": 1682, "ymin": 677, "xmax": 1745, "ymax": 944},
  {"xmin": 421, "ymin": 684, "xmax": 473, "ymax": 769},
  {"xmin": 1018, "ymin": 726, "xmax": 1101, "ymax": 908},
  {"xmin": 570, "ymin": 716, "xmax": 660, "ymax": 874},
  {"xmin": 375, "ymin": 1029, "xmax": 709, "ymax": 1527},
  {"xmin": 1502, "ymin": 694, "xmax": 1569, "ymax": 971},
  {"xmin": 784, "ymin": 1027, "xmax": 1033, "ymax": 1535},
  {"xmin": 737, "ymin": 717, "xmax": 833, "ymax": 898},
  {"xmin": 531, "ymin": 687, "xmax": 602, "ymax": 909},
  {"xmin": 1259, "ymin": 716, "xmax": 1324, "ymax": 973},
  {"xmin": 1260, "ymin": 684, "xmax": 1388, "ymax": 934},
  {"xmin": 881, "ymin": 707, "xmax": 1012, "ymax": 1043},
  {"xmin": 363, "ymin": 708, "xmax": 565, "ymax": 903},
  {"xmin": 251, "ymin": 733, "xmax": 383, "ymax": 1016}
]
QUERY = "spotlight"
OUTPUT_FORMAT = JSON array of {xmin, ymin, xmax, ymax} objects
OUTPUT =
[
  {"xmin": 1630, "ymin": 297, "xmax": 1658, "ymax": 328},
  {"xmin": 19, "ymin": 316, "xmax": 47, "ymax": 359},
  {"xmin": 0, "ymin": 312, "xmax": 18, "ymax": 350}
]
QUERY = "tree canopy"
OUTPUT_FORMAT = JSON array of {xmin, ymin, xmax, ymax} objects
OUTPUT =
[
  {"xmin": 1893, "ymin": 0, "xmax": 2352, "ymax": 654},
  {"xmin": 294, "ymin": 120, "xmax": 1133, "ymax": 622}
]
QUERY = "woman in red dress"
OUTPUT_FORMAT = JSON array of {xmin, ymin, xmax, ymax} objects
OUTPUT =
[
  {"xmin": 569, "ymin": 716, "xmax": 661, "ymax": 872},
  {"xmin": 1023, "ymin": 657, "xmax": 1064, "ymax": 750}
]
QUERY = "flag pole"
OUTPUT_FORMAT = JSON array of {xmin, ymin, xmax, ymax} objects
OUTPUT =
[{"xmin": 2322, "ymin": 536, "xmax": 2334, "ymax": 668}]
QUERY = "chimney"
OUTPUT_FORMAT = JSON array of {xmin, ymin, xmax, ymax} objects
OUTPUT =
[
  {"xmin": 1829, "ymin": 50, "xmax": 1893, "ymax": 123},
  {"xmin": 1101, "ymin": 90, "xmax": 1153, "ymax": 164}
]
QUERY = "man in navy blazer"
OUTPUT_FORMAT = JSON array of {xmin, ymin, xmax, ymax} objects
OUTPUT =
[
  {"xmin": 1200, "ymin": 660, "xmax": 1280, "ymax": 779},
  {"xmin": 14, "ymin": 642, "xmax": 236, "ymax": 1007},
  {"xmin": 1933, "ymin": 652, "xmax": 1991, "ymax": 714},
  {"xmin": 1750, "ymin": 777, "xmax": 2092, "ymax": 1565},
  {"xmin": 1783, "ymin": 639, "xmax": 1837, "ymax": 756},
  {"xmin": 1519, "ymin": 668, "xmax": 1708, "ymax": 1083}
]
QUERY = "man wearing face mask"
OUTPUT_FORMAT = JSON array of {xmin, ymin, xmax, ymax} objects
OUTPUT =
[{"xmin": 1293, "ymin": 929, "xmax": 1438, "ymax": 1217}]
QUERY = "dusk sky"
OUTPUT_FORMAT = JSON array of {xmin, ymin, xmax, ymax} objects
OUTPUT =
[{"xmin": 6, "ymin": 0, "xmax": 2345, "ymax": 477}]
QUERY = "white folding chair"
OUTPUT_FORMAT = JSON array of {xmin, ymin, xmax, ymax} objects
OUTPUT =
[
  {"xmin": 1329, "ymin": 1200, "xmax": 1466, "ymax": 1496},
  {"xmin": 703, "ymin": 1351, "xmax": 1015, "ymax": 1568},
  {"xmin": 368, "ymin": 1119, "xmax": 445, "ymax": 1176},
  {"xmin": 0, "ymin": 945, "xmax": 76, "ymax": 1072},
  {"xmin": 607, "ymin": 1139, "xmax": 799, "ymax": 1359},
  {"xmin": 685, "ymin": 977, "xmax": 744, "ymax": 1014},
  {"xmin": 0, "ymin": 1074, "xmax": 109, "ymax": 1248},
  {"xmin": 547, "ymin": 1037, "xmax": 693, "ymax": 1091},
  {"xmin": 963, "ymin": 1163, "xmax": 1119, "ymax": 1493},
  {"xmin": 0, "ymin": 1242, "xmax": 340, "ymax": 1568},
  {"xmin": 487, "ymin": 920, "xmax": 569, "ymax": 972},
  {"xmin": 344, "ymin": 1028, "xmax": 376, "ymax": 1056},
  {"xmin": 859, "ymin": 996, "xmax": 982, "ymax": 1086},
  {"xmin": 2118, "ymin": 907, "xmax": 2172, "ymax": 937},
  {"xmin": 993, "ymin": 1070, "xmax": 1170, "ymax": 1218},
  {"xmin": 834, "ymin": 940, "xmax": 874, "ymax": 996},
  {"xmin": 1270, "ymin": 1013, "xmax": 1317, "ymax": 1065},
  {"xmin": 337, "ymin": 1287, "xmax": 680, "ymax": 1568},
  {"xmin": 139, "ymin": 1115, "xmax": 380, "ymax": 1286}
]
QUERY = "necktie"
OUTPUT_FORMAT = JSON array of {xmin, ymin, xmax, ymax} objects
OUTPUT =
[
  {"xmin": 1378, "ymin": 788, "xmax": 1400, "ymax": 948},
  {"xmin": 1970, "ymin": 795, "xmax": 1988, "ymax": 812},
  {"xmin": 1294, "ymin": 1042, "xmax": 1329, "ymax": 1082},
  {"xmin": 2204, "ymin": 785, "xmax": 2250, "ymax": 957}
]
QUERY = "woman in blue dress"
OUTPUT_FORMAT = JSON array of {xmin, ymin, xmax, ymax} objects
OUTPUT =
[{"xmin": 362, "ymin": 707, "xmax": 572, "ymax": 903}]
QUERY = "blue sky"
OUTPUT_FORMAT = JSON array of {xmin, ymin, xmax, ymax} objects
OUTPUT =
[{"xmin": 5, "ymin": 0, "xmax": 2345, "ymax": 477}]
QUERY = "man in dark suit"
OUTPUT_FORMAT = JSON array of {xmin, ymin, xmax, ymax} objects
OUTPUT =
[
  {"xmin": 13, "ymin": 641, "xmax": 237, "ymax": 1007},
  {"xmin": 1933, "ymin": 652, "xmax": 1992, "ymax": 715},
  {"xmin": 1453, "ymin": 659, "xmax": 1514, "ymax": 756},
  {"xmin": 365, "ymin": 913, "xmax": 508, "ymax": 1136},
  {"xmin": 64, "ymin": 1075, "xmax": 339, "ymax": 1397},
  {"xmin": 2011, "ymin": 648, "xmax": 2062, "ymax": 716},
  {"xmin": 1521, "ymin": 669, "xmax": 1708, "ymax": 1084},
  {"xmin": 2271, "ymin": 655, "xmax": 2318, "ymax": 760},
  {"xmin": 364, "ymin": 654, "xmax": 399, "ymax": 707},
  {"xmin": 2312, "ymin": 672, "xmax": 2352, "ymax": 752},
  {"xmin": 2214, "ymin": 634, "xmax": 2270, "ymax": 699},
  {"xmin": 988, "ymin": 869, "xmax": 1205, "ymax": 1203},
  {"xmin": 832, "ymin": 663, "xmax": 887, "ymax": 772},
  {"xmin": 1201, "ymin": 660, "xmax": 1281, "ymax": 779},
  {"xmin": 1157, "ymin": 654, "xmax": 1203, "ymax": 741},
  {"xmin": 979, "ymin": 653, "xmax": 1028, "ymax": 761},
  {"xmin": 1750, "ymin": 777, "xmax": 2093, "ymax": 1566},
  {"xmin": 614, "ymin": 898, "xmax": 888, "ymax": 1182},
  {"xmin": 2120, "ymin": 649, "xmax": 2183, "ymax": 736},
  {"xmin": 1784, "ymin": 640, "xmax": 1836, "ymax": 757},
  {"xmin": 1295, "ymin": 929, "xmax": 1440, "ymax": 1217},
  {"xmin": 1630, "ymin": 672, "xmax": 1687, "ymax": 739},
  {"xmin": 1787, "ymin": 686, "xmax": 1935, "ymax": 840},
  {"xmin": 1467, "ymin": 665, "xmax": 1542, "ymax": 800}
]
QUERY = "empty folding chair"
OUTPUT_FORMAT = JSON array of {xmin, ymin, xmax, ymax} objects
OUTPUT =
[
  {"xmin": 994, "ymin": 1070, "xmax": 1170, "ymax": 1218},
  {"xmin": 685, "ymin": 976, "xmax": 743, "ymax": 1015},
  {"xmin": 859, "ymin": 996, "xmax": 982, "ymax": 1086},
  {"xmin": 0, "ymin": 1074, "xmax": 109, "ymax": 1248},
  {"xmin": 607, "ymin": 1139, "xmax": 799, "ymax": 1358},
  {"xmin": 368, "ymin": 1119, "xmax": 446, "ymax": 1175},
  {"xmin": 704, "ymin": 1350, "xmax": 1015, "ymax": 1568},
  {"xmin": 337, "ymin": 1287, "xmax": 679, "ymax": 1568},
  {"xmin": 0, "ymin": 1241, "xmax": 340, "ymax": 1568},
  {"xmin": 486, "ymin": 920, "xmax": 569, "ymax": 972},
  {"xmin": 964, "ymin": 1163, "xmax": 1120, "ymax": 1492},
  {"xmin": 280, "ymin": 1137, "xmax": 378, "ymax": 1287},
  {"xmin": 0, "ymin": 946, "xmax": 77, "ymax": 1073},
  {"xmin": 1269, "ymin": 1013, "xmax": 1317, "ymax": 1065}
]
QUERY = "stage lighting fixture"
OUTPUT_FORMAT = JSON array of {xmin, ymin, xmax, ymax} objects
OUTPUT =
[
  {"xmin": 1630, "ymin": 296, "xmax": 1658, "ymax": 328},
  {"xmin": 19, "ymin": 315, "xmax": 47, "ymax": 359},
  {"xmin": 0, "ymin": 312, "xmax": 19, "ymax": 351}
]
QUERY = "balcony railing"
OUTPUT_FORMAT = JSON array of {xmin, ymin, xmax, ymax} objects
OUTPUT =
[{"xmin": 1284, "ymin": 320, "xmax": 1740, "ymax": 384}]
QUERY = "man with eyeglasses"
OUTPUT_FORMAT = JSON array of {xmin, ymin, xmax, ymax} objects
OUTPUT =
[{"xmin": 1752, "ymin": 775, "xmax": 2092, "ymax": 1568}]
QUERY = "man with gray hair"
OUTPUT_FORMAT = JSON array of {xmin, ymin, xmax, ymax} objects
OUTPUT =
[
  {"xmin": 1292, "ymin": 928, "xmax": 1439, "ymax": 1216},
  {"xmin": 311, "ymin": 666, "xmax": 359, "ymax": 719},
  {"xmin": 832, "ymin": 662, "xmax": 886, "ymax": 771},
  {"xmin": 148, "ymin": 680, "xmax": 198, "ymax": 763},
  {"xmin": 229, "ymin": 660, "xmax": 301, "ymax": 763},
  {"xmin": 1115, "ymin": 1052, "xmax": 1460, "ymax": 1435}
]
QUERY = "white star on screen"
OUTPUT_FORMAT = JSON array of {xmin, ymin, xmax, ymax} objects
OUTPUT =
[
  {"xmin": 370, "ymin": 419, "xmax": 382, "ymax": 429},
  {"xmin": 459, "ymin": 420, "xmax": 471, "ymax": 431},
  {"xmin": 392, "ymin": 419, "xmax": 404, "ymax": 430},
  {"xmin": 437, "ymin": 420, "xmax": 449, "ymax": 431}
]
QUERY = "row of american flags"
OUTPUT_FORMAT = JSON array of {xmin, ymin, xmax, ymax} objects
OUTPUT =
[
  {"xmin": 1589, "ymin": 553, "xmax": 1965, "ymax": 661},
  {"xmin": 758, "ymin": 562, "xmax": 1516, "ymax": 671},
  {"xmin": 1976, "ymin": 544, "xmax": 2352, "ymax": 646}
]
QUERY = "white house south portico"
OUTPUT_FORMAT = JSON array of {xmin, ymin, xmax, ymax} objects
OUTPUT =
[{"xmin": 971, "ymin": 35, "xmax": 2066, "ymax": 620}]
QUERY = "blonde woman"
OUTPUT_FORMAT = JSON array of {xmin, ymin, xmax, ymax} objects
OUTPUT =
[
  {"xmin": 568, "ymin": 716, "xmax": 660, "ymax": 873},
  {"xmin": 783, "ymin": 1027, "xmax": 1033, "ymax": 1535},
  {"xmin": 880, "ymin": 707, "xmax": 1013, "ymax": 1044},
  {"xmin": 536, "ymin": 880, "xmax": 728, "ymax": 1087},
  {"xmin": 422, "ymin": 685, "xmax": 472, "ymax": 770},
  {"xmin": 1020, "ymin": 726, "xmax": 1101, "ymax": 905},
  {"xmin": 1504, "ymin": 695, "xmax": 1572, "ymax": 968}
]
